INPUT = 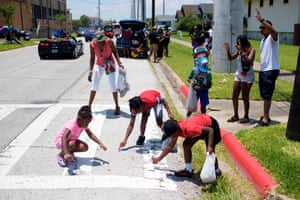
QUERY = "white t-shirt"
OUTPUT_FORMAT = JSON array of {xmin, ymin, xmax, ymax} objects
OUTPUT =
[{"xmin": 260, "ymin": 34, "xmax": 280, "ymax": 71}]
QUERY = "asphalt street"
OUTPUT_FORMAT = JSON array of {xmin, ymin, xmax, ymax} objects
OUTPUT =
[{"xmin": 0, "ymin": 43, "xmax": 202, "ymax": 200}]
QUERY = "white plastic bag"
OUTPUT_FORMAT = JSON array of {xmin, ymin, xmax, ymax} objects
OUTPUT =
[
  {"xmin": 186, "ymin": 84, "xmax": 197, "ymax": 112},
  {"xmin": 117, "ymin": 68, "xmax": 130, "ymax": 97},
  {"xmin": 200, "ymin": 152, "xmax": 216, "ymax": 183}
]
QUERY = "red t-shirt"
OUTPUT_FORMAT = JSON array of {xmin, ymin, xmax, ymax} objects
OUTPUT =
[
  {"xmin": 140, "ymin": 90, "xmax": 161, "ymax": 110},
  {"xmin": 123, "ymin": 30, "xmax": 132, "ymax": 38},
  {"xmin": 178, "ymin": 114, "xmax": 212, "ymax": 137}
]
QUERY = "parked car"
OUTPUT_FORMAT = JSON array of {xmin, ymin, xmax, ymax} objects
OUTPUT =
[
  {"xmin": 116, "ymin": 19, "xmax": 148, "ymax": 58},
  {"xmin": 76, "ymin": 27, "xmax": 87, "ymax": 37},
  {"xmin": 84, "ymin": 29, "xmax": 96, "ymax": 42},
  {"xmin": 38, "ymin": 36, "xmax": 83, "ymax": 59},
  {"xmin": 0, "ymin": 25, "xmax": 32, "ymax": 40}
]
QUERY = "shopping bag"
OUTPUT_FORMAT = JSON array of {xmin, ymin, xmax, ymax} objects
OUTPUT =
[
  {"xmin": 200, "ymin": 152, "xmax": 216, "ymax": 183},
  {"xmin": 186, "ymin": 85, "xmax": 197, "ymax": 112},
  {"xmin": 117, "ymin": 68, "xmax": 130, "ymax": 97}
]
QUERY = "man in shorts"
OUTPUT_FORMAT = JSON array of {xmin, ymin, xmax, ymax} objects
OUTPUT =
[{"xmin": 255, "ymin": 8, "xmax": 280, "ymax": 126}]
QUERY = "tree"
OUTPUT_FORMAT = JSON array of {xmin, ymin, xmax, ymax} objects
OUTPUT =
[
  {"xmin": 80, "ymin": 15, "xmax": 90, "ymax": 27},
  {"xmin": 175, "ymin": 12, "xmax": 201, "ymax": 32},
  {"xmin": 51, "ymin": 14, "xmax": 68, "ymax": 28},
  {"xmin": 286, "ymin": 47, "xmax": 300, "ymax": 142},
  {"xmin": 0, "ymin": 4, "xmax": 17, "ymax": 25}
]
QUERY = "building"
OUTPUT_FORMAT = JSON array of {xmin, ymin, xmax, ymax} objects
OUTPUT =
[
  {"xmin": 244, "ymin": 0, "xmax": 300, "ymax": 45},
  {"xmin": 175, "ymin": 4, "xmax": 213, "ymax": 23},
  {"xmin": 0, "ymin": 0, "xmax": 71, "ymax": 38},
  {"xmin": 155, "ymin": 15, "xmax": 176, "ymax": 31}
]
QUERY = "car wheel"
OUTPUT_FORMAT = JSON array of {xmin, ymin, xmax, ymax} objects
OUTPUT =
[
  {"xmin": 39, "ymin": 55, "xmax": 46, "ymax": 60},
  {"xmin": 72, "ymin": 48, "xmax": 78, "ymax": 58}
]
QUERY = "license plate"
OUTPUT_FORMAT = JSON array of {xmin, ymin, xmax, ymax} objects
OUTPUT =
[{"xmin": 51, "ymin": 49, "xmax": 58, "ymax": 53}]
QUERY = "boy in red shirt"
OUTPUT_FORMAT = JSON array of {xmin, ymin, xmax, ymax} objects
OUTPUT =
[
  {"xmin": 152, "ymin": 114, "xmax": 222, "ymax": 178},
  {"xmin": 119, "ymin": 89, "xmax": 173, "ymax": 148}
]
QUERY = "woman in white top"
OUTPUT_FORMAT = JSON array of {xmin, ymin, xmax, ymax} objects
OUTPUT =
[{"xmin": 224, "ymin": 35, "xmax": 255, "ymax": 123}]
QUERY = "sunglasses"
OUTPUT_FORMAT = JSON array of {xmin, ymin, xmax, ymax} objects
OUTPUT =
[{"xmin": 259, "ymin": 26, "xmax": 265, "ymax": 30}]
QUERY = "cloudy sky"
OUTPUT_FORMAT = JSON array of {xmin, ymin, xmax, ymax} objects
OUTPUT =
[{"xmin": 67, "ymin": 0, "xmax": 213, "ymax": 21}]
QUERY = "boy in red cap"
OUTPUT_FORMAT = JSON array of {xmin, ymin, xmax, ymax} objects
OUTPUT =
[{"xmin": 152, "ymin": 114, "xmax": 221, "ymax": 178}]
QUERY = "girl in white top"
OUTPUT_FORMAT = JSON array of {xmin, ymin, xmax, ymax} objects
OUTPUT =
[{"xmin": 224, "ymin": 35, "xmax": 255, "ymax": 124}]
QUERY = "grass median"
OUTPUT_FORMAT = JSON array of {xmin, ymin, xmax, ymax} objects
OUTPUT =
[{"xmin": 164, "ymin": 38, "xmax": 299, "ymax": 199}]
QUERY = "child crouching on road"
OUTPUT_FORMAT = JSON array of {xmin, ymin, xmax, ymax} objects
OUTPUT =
[
  {"xmin": 152, "ymin": 113, "xmax": 222, "ymax": 178},
  {"xmin": 55, "ymin": 105, "xmax": 107, "ymax": 167},
  {"xmin": 119, "ymin": 89, "xmax": 173, "ymax": 148}
]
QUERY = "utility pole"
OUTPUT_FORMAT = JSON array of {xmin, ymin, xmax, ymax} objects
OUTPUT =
[
  {"xmin": 151, "ymin": 0, "xmax": 155, "ymax": 27},
  {"xmin": 46, "ymin": 0, "xmax": 50, "ymax": 38},
  {"xmin": 141, "ymin": 0, "xmax": 146, "ymax": 21},
  {"xmin": 98, "ymin": 0, "xmax": 101, "ymax": 28},
  {"xmin": 211, "ymin": 0, "xmax": 243, "ymax": 73},
  {"xmin": 19, "ymin": 0, "xmax": 24, "ymax": 29},
  {"xmin": 131, "ymin": 0, "xmax": 136, "ymax": 19},
  {"xmin": 163, "ymin": 0, "xmax": 165, "ymax": 16}
]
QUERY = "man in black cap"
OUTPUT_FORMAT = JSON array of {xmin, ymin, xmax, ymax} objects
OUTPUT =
[{"xmin": 152, "ymin": 114, "xmax": 222, "ymax": 178}]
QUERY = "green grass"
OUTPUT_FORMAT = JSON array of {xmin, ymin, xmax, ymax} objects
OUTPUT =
[
  {"xmin": 0, "ymin": 39, "xmax": 40, "ymax": 51},
  {"xmin": 237, "ymin": 124, "xmax": 300, "ymax": 199},
  {"xmin": 165, "ymin": 37, "xmax": 298, "ymax": 199}
]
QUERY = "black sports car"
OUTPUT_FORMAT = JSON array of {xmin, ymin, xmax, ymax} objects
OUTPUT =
[{"xmin": 38, "ymin": 36, "xmax": 83, "ymax": 59}]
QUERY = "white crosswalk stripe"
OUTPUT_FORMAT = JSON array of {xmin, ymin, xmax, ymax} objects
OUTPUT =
[{"xmin": 0, "ymin": 103, "xmax": 177, "ymax": 191}]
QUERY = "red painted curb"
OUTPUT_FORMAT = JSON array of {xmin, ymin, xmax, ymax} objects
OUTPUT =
[
  {"xmin": 221, "ymin": 129, "xmax": 278, "ymax": 197},
  {"xmin": 180, "ymin": 84, "xmax": 278, "ymax": 197}
]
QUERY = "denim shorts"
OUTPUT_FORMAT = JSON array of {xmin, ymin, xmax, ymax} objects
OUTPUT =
[
  {"xmin": 122, "ymin": 38, "xmax": 131, "ymax": 46},
  {"xmin": 259, "ymin": 70, "xmax": 280, "ymax": 100}
]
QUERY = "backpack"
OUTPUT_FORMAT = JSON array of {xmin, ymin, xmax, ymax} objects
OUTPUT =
[{"xmin": 192, "ymin": 68, "xmax": 211, "ymax": 89}]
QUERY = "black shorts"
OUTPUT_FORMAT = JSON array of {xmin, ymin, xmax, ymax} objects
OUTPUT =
[
  {"xmin": 259, "ymin": 70, "xmax": 280, "ymax": 100},
  {"xmin": 192, "ymin": 117, "xmax": 221, "ymax": 147}
]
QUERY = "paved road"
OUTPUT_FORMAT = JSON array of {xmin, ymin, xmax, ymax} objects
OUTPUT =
[{"xmin": 0, "ymin": 42, "xmax": 202, "ymax": 200}]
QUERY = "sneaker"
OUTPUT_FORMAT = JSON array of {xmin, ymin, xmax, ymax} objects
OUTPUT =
[
  {"xmin": 136, "ymin": 135, "xmax": 145, "ymax": 145},
  {"xmin": 215, "ymin": 168, "xmax": 222, "ymax": 177},
  {"xmin": 56, "ymin": 154, "xmax": 67, "ymax": 167},
  {"xmin": 174, "ymin": 168, "xmax": 193, "ymax": 178}
]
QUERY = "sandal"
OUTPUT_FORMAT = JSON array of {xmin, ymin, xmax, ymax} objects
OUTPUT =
[
  {"xmin": 227, "ymin": 116, "xmax": 239, "ymax": 122},
  {"xmin": 239, "ymin": 118, "xmax": 250, "ymax": 123},
  {"xmin": 114, "ymin": 106, "xmax": 120, "ymax": 115}
]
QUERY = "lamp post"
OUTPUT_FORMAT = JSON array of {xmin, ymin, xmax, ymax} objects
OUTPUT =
[{"xmin": 98, "ymin": 0, "xmax": 101, "ymax": 28}]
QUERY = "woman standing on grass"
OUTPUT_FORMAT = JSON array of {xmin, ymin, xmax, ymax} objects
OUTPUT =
[{"xmin": 223, "ymin": 35, "xmax": 255, "ymax": 123}]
